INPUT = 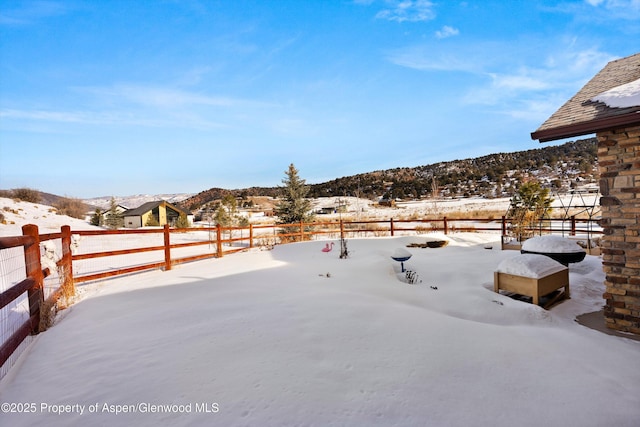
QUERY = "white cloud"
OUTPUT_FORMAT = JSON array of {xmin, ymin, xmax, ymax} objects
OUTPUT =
[
  {"xmin": 0, "ymin": 83, "xmax": 287, "ymax": 133},
  {"xmin": 0, "ymin": 1, "xmax": 68, "ymax": 26},
  {"xmin": 435, "ymin": 25, "xmax": 459, "ymax": 39},
  {"xmin": 177, "ymin": 67, "xmax": 214, "ymax": 86},
  {"xmin": 585, "ymin": 0, "xmax": 640, "ymax": 9},
  {"xmin": 75, "ymin": 84, "xmax": 274, "ymax": 109},
  {"xmin": 0, "ymin": 107, "xmax": 226, "ymax": 130},
  {"xmin": 488, "ymin": 73, "xmax": 551, "ymax": 91},
  {"xmin": 463, "ymin": 47, "xmax": 617, "ymax": 121},
  {"xmin": 559, "ymin": 0, "xmax": 640, "ymax": 21},
  {"xmin": 375, "ymin": 0, "xmax": 436, "ymax": 22},
  {"xmin": 387, "ymin": 39, "xmax": 618, "ymax": 123},
  {"xmin": 389, "ymin": 39, "xmax": 616, "ymax": 96},
  {"xmin": 0, "ymin": 109, "xmax": 92, "ymax": 123},
  {"xmin": 385, "ymin": 43, "xmax": 487, "ymax": 73}
]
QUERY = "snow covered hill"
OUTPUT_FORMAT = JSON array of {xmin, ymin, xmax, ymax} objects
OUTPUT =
[
  {"xmin": 0, "ymin": 197, "xmax": 100, "ymax": 237},
  {"xmin": 83, "ymin": 194, "xmax": 193, "ymax": 211}
]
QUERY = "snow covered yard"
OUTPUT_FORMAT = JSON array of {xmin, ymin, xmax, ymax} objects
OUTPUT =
[{"xmin": 1, "ymin": 233, "xmax": 639, "ymax": 426}]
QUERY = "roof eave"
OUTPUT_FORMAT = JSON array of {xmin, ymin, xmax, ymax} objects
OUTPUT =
[{"xmin": 531, "ymin": 112, "xmax": 640, "ymax": 142}]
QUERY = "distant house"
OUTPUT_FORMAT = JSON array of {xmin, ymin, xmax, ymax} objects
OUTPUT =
[
  {"xmin": 378, "ymin": 197, "xmax": 396, "ymax": 207},
  {"xmin": 101, "ymin": 204, "xmax": 128, "ymax": 222},
  {"xmin": 531, "ymin": 52, "xmax": 640, "ymax": 335},
  {"xmin": 122, "ymin": 201, "xmax": 192, "ymax": 228},
  {"xmin": 316, "ymin": 203, "xmax": 348, "ymax": 215}
]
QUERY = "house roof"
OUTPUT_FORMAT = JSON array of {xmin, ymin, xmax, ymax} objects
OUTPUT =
[
  {"xmin": 123, "ymin": 200, "xmax": 190, "ymax": 216},
  {"xmin": 531, "ymin": 52, "xmax": 640, "ymax": 142}
]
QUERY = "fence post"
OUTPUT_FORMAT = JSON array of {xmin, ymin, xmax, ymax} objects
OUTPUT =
[
  {"xmin": 163, "ymin": 224, "xmax": 171, "ymax": 271},
  {"xmin": 570, "ymin": 216, "xmax": 576, "ymax": 236},
  {"xmin": 216, "ymin": 224, "xmax": 223, "ymax": 257},
  {"xmin": 60, "ymin": 225, "xmax": 75, "ymax": 297},
  {"xmin": 22, "ymin": 224, "xmax": 44, "ymax": 334},
  {"xmin": 300, "ymin": 220, "xmax": 304, "ymax": 241},
  {"xmin": 249, "ymin": 224, "xmax": 254, "ymax": 249},
  {"xmin": 501, "ymin": 216, "xmax": 507, "ymax": 236},
  {"xmin": 443, "ymin": 217, "xmax": 448, "ymax": 235},
  {"xmin": 390, "ymin": 218, "xmax": 394, "ymax": 236}
]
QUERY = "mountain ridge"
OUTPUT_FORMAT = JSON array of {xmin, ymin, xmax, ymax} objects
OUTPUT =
[{"xmin": 178, "ymin": 137, "xmax": 598, "ymax": 211}]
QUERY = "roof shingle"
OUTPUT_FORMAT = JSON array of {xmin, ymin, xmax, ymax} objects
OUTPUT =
[{"xmin": 531, "ymin": 52, "xmax": 640, "ymax": 142}]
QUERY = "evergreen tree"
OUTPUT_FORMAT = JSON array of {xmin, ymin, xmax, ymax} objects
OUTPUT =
[
  {"xmin": 275, "ymin": 164, "xmax": 314, "ymax": 224},
  {"xmin": 220, "ymin": 194, "xmax": 238, "ymax": 218},
  {"xmin": 90, "ymin": 208, "xmax": 103, "ymax": 226},
  {"xmin": 275, "ymin": 164, "xmax": 314, "ymax": 241},
  {"xmin": 507, "ymin": 181, "xmax": 553, "ymax": 241},
  {"xmin": 214, "ymin": 205, "xmax": 231, "ymax": 227},
  {"xmin": 509, "ymin": 181, "xmax": 553, "ymax": 216},
  {"xmin": 215, "ymin": 194, "xmax": 238, "ymax": 243},
  {"xmin": 104, "ymin": 197, "xmax": 124, "ymax": 229},
  {"xmin": 238, "ymin": 216, "xmax": 250, "ymax": 240}
]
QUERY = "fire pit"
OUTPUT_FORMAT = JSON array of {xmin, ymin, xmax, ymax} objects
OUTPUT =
[{"xmin": 520, "ymin": 235, "xmax": 586, "ymax": 266}]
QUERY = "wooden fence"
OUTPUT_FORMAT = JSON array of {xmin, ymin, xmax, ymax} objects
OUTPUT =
[
  {"xmin": 0, "ymin": 225, "xmax": 75, "ymax": 374},
  {"xmin": 0, "ymin": 215, "xmax": 600, "ymax": 377}
]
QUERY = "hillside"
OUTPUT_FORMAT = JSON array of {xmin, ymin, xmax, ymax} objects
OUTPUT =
[
  {"xmin": 0, "ymin": 189, "xmax": 95, "ymax": 211},
  {"xmin": 179, "ymin": 138, "xmax": 598, "ymax": 211},
  {"xmin": 309, "ymin": 138, "xmax": 597, "ymax": 200},
  {"xmin": 0, "ymin": 197, "xmax": 101, "ymax": 236},
  {"xmin": 1, "ymin": 138, "xmax": 598, "ymax": 214}
]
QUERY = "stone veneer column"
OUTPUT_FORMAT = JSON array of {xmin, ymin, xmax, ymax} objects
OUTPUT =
[{"xmin": 598, "ymin": 124, "xmax": 640, "ymax": 334}]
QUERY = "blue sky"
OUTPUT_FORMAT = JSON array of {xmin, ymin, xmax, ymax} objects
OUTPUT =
[{"xmin": 1, "ymin": 0, "xmax": 639, "ymax": 199}]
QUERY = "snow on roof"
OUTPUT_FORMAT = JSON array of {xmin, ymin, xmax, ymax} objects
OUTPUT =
[
  {"xmin": 591, "ymin": 77, "xmax": 640, "ymax": 109},
  {"xmin": 497, "ymin": 254, "xmax": 567, "ymax": 279},
  {"xmin": 521, "ymin": 235, "xmax": 584, "ymax": 254}
]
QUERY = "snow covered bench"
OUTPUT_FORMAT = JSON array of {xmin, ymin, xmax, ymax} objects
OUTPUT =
[{"xmin": 494, "ymin": 254, "xmax": 569, "ymax": 308}]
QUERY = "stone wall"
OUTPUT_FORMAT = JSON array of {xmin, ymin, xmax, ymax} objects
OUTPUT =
[{"xmin": 598, "ymin": 124, "xmax": 640, "ymax": 334}]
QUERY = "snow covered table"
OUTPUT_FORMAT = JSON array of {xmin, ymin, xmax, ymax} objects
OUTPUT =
[
  {"xmin": 494, "ymin": 254, "xmax": 570, "ymax": 308},
  {"xmin": 520, "ymin": 235, "xmax": 586, "ymax": 266}
]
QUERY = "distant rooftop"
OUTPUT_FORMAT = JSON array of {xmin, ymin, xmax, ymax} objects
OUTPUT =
[{"xmin": 531, "ymin": 52, "xmax": 640, "ymax": 142}]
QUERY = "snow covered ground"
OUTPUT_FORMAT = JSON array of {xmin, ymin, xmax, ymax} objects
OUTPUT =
[
  {"xmin": 0, "ymin": 197, "xmax": 101, "ymax": 236},
  {"xmin": 1, "ymin": 231, "xmax": 639, "ymax": 426},
  {"xmin": 2, "ymin": 194, "xmax": 637, "ymax": 426}
]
